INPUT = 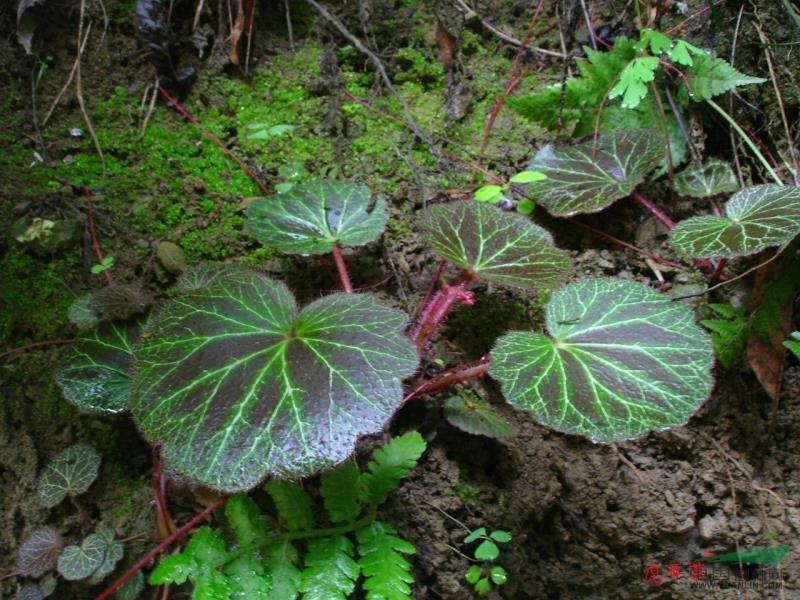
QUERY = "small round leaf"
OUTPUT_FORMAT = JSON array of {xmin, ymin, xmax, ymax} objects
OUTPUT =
[
  {"xmin": 489, "ymin": 530, "xmax": 511, "ymax": 543},
  {"xmin": 245, "ymin": 180, "xmax": 388, "ymax": 255},
  {"xmin": 17, "ymin": 527, "xmax": 64, "ymax": 577},
  {"xmin": 16, "ymin": 583, "xmax": 44, "ymax": 600},
  {"xmin": 509, "ymin": 170, "xmax": 547, "ymax": 184},
  {"xmin": 474, "ymin": 540, "xmax": 500, "ymax": 561},
  {"xmin": 465, "ymin": 565, "xmax": 482, "ymax": 584},
  {"xmin": 673, "ymin": 159, "xmax": 739, "ymax": 198},
  {"xmin": 57, "ymin": 533, "xmax": 106, "ymax": 581},
  {"xmin": 474, "ymin": 185, "xmax": 503, "ymax": 202},
  {"xmin": 38, "ymin": 444, "xmax": 101, "ymax": 508},
  {"xmin": 490, "ymin": 279, "xmax": 714, "ymax": 442},
  {"xmin": 421, "ymin": 202, "xmax": 571, "ymax": 289},
  {"xmin": 490, "ymin": 566, "xmax": 508, "ymax": 585},
  {"xmin": 475, "ymin": 577, "xmax": 492, "ymax": 595}
]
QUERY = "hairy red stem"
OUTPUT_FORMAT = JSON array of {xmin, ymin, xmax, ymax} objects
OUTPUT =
[
  {"xmin": 82, "ymin": 186, "xmax": 113, "ymax": 286},
  {"xmin": 403, "ymin": 355, "xmax": 490, "ymax": 404},
  {"xmin": 409, "ymin": 281, "xmax": 475, "ymax": 351},
  {"xmin": 331, "ymin": 246, "xmax": 353, "ymax": 293},
  {"xmin": 0, "ymin": 338, "xmax": 74, "ymax": 359},
  {"xmin": 95, "ymin": 498, "xmax": 225, "ymax": 600},
  {"xmin": 152, "ymin": 445, "xmax": 175, "ymax": 539},
  {"xmin": 631, "ymin": 190, "xmax": 676, "ymax": 230},
  {"xmin": 414, "ymin": 259, "xmax": 446, "ymax": 320},
  {"xmin": 157, "ymin": 84, "xmax": 269, "ymax": 195}
]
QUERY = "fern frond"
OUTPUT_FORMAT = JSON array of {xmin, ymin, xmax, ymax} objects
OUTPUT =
[
  {"xmin": 299, "ymin": 535, "xmax": 360, "ymax": 599},
  {"xmin": 225, "ymin": 493, "xmax": 268, "ymax": 548},
  {"xmin": 685, "ymin": 54, "xmax": 765, "ymax": 101},
  {"xmin": 263, "ymin": 539, "xmax": 302, "ymax": 600},
  {"xmin": 358, "ymin": 431, "xmax": 426, "ymax": 506},
  {"xmin": 265, "ymin": 481, "xmax": 314, "ymax": 531},
  {"xmin": 356, "ymin": 521, "xmax": 416, "ymax": 600},
  {"xmin": 320, "ymin": 463, "xmax": 362, "ymax": 523}
]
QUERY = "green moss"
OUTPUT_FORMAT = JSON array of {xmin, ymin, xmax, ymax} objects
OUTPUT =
[{"xmin": 448, "ymin": 482, "xmax": 480, "ymax": 506}]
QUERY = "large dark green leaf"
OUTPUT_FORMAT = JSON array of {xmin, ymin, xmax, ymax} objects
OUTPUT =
[
  {"xmin": 245, "ymin": 180, "xmax": 388, "ymax": 255},
  {"xmin": 490, "ymin": 279, "xmax": 714, "ymax": 442},
  {"xmin": 673, "ymin": 159, "xmax": 739, "ymax": 198},
  {"xmin": 56, "ymin": 320, "xmax": 141, "ymax": 414},
  {"xmin": 670, "ymin": 185, "xmax": 800, "ymax": 258},
  {"xmin": 524, "ymin": 131, "xmax": 662, "ymax": 216},
  {"xmin": 421, "ymin": 202, "xmax": 571, "ymax": 289},
  {"xmin": 131, "ymin": 269, "xmax": 418, "ymax": 491}
]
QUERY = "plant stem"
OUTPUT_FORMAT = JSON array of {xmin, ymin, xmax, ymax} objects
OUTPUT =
[
  {"xmin": 403, "ymin": 355, "xmax": 490, "ymax": 403},
  {"xmin": 152, "ymin": 445, "xmax": 175, "ymax": 539},
  {"xmin": 631, "ymin": 190, "xmax": 676, "ymax": 229},
  {"xmin": 82, "ymin": 185, "xmax": 113, "ymax": 286},
  {"xmin": 705, "ymin": 98, "xmax": 783, "ymax": 185},
  {"xmin": 331, "ymin": 245, "xmax": 353, "ymax": 293},
  {"xmin": 0, "ymin": 338, "xmax": 74, "ymax": 359},
  {"xmin": 409, "ymin": 281, "xmax": 475, "ymax": 351},
  {"xmin": 96, "ymin": 499, "xmax": 225, "ymax": 600}
]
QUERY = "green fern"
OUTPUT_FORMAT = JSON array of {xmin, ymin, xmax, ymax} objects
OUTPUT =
[
  {"xmin": 263, "ymin": 539, "xmax": 302, "ymax": 599},
  {"xmin": 358, "ymin": 431, "xmax": 427, "ymax": 506},
  {"xmin": 320, "ymin": 463, "xmax": 362, "ymax": 523},
  {"xmin": 357, "ymin": 521, "xmax": 416, "ymax": 600},
  {"xmin": 299, "ymin": 536, "xmax": 360, "ymax": 599},
  {"xmin": 685, "ymin": 54, "xmax": 766, "ymax": 102},
  {"xmin": 265, "ymin": 481, "xmax": 315, "ymax": 531},
  {"xmin": 700, "ymin": 304, "xmax": 749, "ymax": 369}
]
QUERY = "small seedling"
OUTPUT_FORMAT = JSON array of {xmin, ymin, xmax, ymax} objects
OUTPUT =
[
  {"xmin": 91, "ymin": 254, "xmax": 115, "ymax": 275},
  {"xmin": 244, "ymin": 122, "xmax": 294, "ymax": 142},
  {"xmin": 474, "ymin": 170, "xmax": 546, "ymax": 215},
  {"xmin": 463, "ymin": 527, "xmax": 511, "ymax": 596}
]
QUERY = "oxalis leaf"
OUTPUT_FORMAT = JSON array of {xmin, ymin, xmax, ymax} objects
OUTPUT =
[
  {"xmin": 131, "ymin": 269, "xmax": 418, "ymax": 491},
  {"xmin": 38, "ymin": 444, "xmax": 101, "ymax": 508},
  {"xmin": 56, "ymin": 320, "xmax": 141, "ymax": 414},
  {"xmin": 245, "ymin": 179, "xmax": 388, "ymax": 255},
  {"xmin": 673, "ymin": 159, "xmax": 739, "ymax": 198},
  {"xmin": 490, "ymin": 279, "xmax": 714, "ymax": 442},
  {"xmin": 421, "ymin": 202, "xmax": 571, "ymax": 289},
  {"xmin": 670, "ymin": 185, "xmax": 800, "ymax": 259},
  {"xmin": 524, "ymin": 131, "xmax": 662, "ymax": 217}
]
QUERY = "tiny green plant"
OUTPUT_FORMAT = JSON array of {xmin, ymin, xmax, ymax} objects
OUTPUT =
[
  {"xmin": 463, "ymin": 527, "xmax": 511, "ymax": 596},
  {"xmin": 473, "ymin": 170, "xmax": 547, "ymax": 215},
  {"xmin": 91, "ymin": 254, "xmax": 115, "ymax": 275},
  {"xmin": 148, "ymin": 431, "xmax": 426, "ymax": 599}
]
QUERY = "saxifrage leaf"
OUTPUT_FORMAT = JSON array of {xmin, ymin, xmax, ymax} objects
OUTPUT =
[
  {"xmin": 245, "ymin": 180, "xmax": 388, "ymax": 255},
  {"xmin": 421, "ymin": 202, "xmax": 571, "ymax": 289},
  {"xmin": 670, "ymin": 185, "xmax": 800, "ymax": 258},
  {"xmin": 17, "ymin": 527, "xmax": 64, "ymax": 577},
  {"xmin": 131, "ymin": 269, "xmax": 418, "ymax": 492},
  {"xmin": 443, "ymin": 393, "xmax": 517, "ymax": 438},
  {"xmin": 358, "ymin": 431, "xmax": 426, "ymax": 506},
  {"xmin": 490, "ymin": 279, "xmax": 714, "ymax": 442},
  {"xmin": 87, "ymin": 529, "xmax": 124, "ymax": 583},
  {"xmin": 299, "ymin": 535, "xmax": 360, "ymax": 599},
  {"xmin": 673, "ymin": 159, "xmax": 739, "ymax": 198},
  {"xmin": 38, "ymin": 444, "xmax": 101, "ymax": 508},
  {"xmin": 57, "ymin": 533, "xmax": 107, "ymax": 581},
  {"xmin": 524, "ymin": 131, "xmax": 662, "ymax": 216},
  {"xmin": 56, "ymin": 320, "xmax": 141, "ymax": 414}
]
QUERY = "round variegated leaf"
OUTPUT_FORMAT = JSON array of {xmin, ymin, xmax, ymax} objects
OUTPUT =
[
  {"xmin": 443, "ymin": 393, "xmax": 517, "ymax": 438},
  {"xmin": 57, "ymin": 533, "xmax": 107, "ymax": 581},
  {"xmin": 131, "ymin": 269, "xmax": 418, "ymax": 491},
  {"xmin": 17, "ymin": 527, "xmax": 64, "ymax": 577},
  {"xmin": 673, "ymin": 159, "xmax": 739, "ymax": 198},
  {"xmin": 524, "ymin": 131, "xmax": 662, "ymax": 216},
  {"xmin": 177, "ymin": 263, "xmax": 254, "ymax": 292},
  {"xmin": 671, "ymin": 184, "xmax": 800, "ymax": 258},
  {"xmin": 245, "ymin": 180, "xmax": 388, "ymax": 254},
  {"xmin": 38, "ymin": 444, "xmax": 101, "ymax": 508},
  {"xmin": 421, "ymin": 202, "xmax": 571, "ymax": 289},
  {"xmin": 56, "ymin": 320, "xmax": 141, "ymax": 414},
  {"xmin": 88, "ymin": 530, "xmax": 124, "ymax": 583},
  {"xmin": 490, "ymin": 279, "xmax": 714, "ymax": 442}
]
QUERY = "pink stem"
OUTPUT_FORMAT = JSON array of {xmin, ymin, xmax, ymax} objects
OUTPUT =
[
  {"xmin": 409, "ymin": 281, "xmax": 475, "ymax": 351},
  {"xmin": 331, "ymin": 246, "xmax": 353, "ymax": 293},
  {"xmin": 82, "ymin": 186, "xmax": 113, "ymax": 286},
  {"xmin": 95, "ymin": 498, "xmax": 225, "ymax": 600},
  {"xmin": 152, "ymin": 445, "xmax": 175, "ymax": 539},
  {"xmin": 631, "ymin": 190, "xmax": 676, "ymax": 230},
  {"xmin": 0, "ymin": 338, "xmax": 74, "ymax": 359},
  {"xmin": 403, "ymin": 355, "xmax": 490, "ymax": 404}
]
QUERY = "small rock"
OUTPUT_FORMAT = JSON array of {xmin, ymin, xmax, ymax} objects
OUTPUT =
[
  {"xmin": 698, "ymin": 514, "xmax": 723, "ymax": 540},
  {"xmin": 597, "ymin": 258, "xmax": 615, "ymax": 270},
  {"xmin": 743, "ymin": 516, "xmax": 762, "ymax": 533},
  {"xmin": 156, "ymin": 241, "xmax": 188, "ymax": 274}
]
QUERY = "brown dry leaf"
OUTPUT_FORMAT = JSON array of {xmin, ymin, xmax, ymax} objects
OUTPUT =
[
  {"xmin": 746, "ymin": 249, "xmax": 792, "ymax": 410},
  {"xmin": 435, "ymin": 19, "xmax": 457, "ymax": 69}
]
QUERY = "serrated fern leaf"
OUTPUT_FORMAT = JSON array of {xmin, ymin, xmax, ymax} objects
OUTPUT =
[
  {"xmin": 356, "ymin": 522, "xmax": 416, "ymax": 600},
  {"xmin": 265, "ymin": 481, "xmax": 314, "ymax": 531},
  {"xmin": 686, "ymin": 54, "xmax": 765, "ymax": 101},
  {"xmin": 358, "ymin": 431, "xmax": 426, "ymax": 506},
  {"xmin": 224, "ymin": 553, "xmax": 271, "ymax": 600},
  {"xmin": 263, "ymin": 539, "xmax": 302, "ymax": 600},
  {"xmin": 609, "ymin": 56, "xmax": 659, "ymax": 109},
  {"xmin": 299, "ymin": 535, "xmax": 360, "ymax": 599},
  {"xmin": 320, "ymin": 463, "xmax": 362, "ymax": 523},
  {"xmin": 225, "ymin": 493, "xmax": 268, "ymax": 548},
  {"xmin": 701, "ymin": 304, "xmax": 748, "ymax": 369}
]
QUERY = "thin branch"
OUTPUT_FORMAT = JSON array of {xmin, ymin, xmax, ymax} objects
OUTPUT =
[{"xmin": 0, "ymin": 339, "xmax": 74, "ymax": 360}]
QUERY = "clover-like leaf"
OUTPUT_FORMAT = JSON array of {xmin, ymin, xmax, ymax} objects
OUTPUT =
[
  {"xmin": 131, "ymin": 269, "xmax": 418, "ymax": 491},
  {"xmin": 443, "ymin": 393, "xmax": 517, "ymax": 438},
  {"xmin": 17, "ymin": 527, "xmax": 64, "ymax": 577},
  {"xmin": 490, "ymin": 279, "xmax": 714, "ymax": 442},
  {"xmin": 57, "ymin": 533, "xmax": 107, "ymax": 581},
  {"xmin": 524, "ymin": 131, "xmax": 662, "ymax": 216},
  {"xmin": 421, "ymin": 202, "xmax": 571, "ymax": 289},
  {"xmin": 38, "ymin": 444, "xmax": 101, "ymax": 508},
  {"xmin": 56, "ymin": 320, "xmax": 141, "ymax": 414},
  {"xmin": 245, "ymin": 179, "xmax": 388, "ymax": 254},
  {"xmin": 673, "ymin": 159, "xmax": 739, "ymax": 198},
  {"xmin": 670, "ymin": 185, "xmax": 800, "ymax": 258}
]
